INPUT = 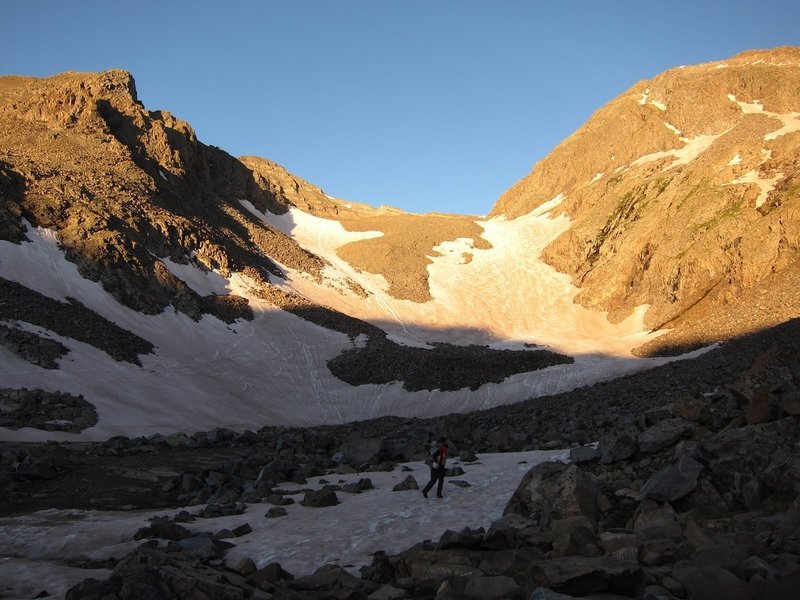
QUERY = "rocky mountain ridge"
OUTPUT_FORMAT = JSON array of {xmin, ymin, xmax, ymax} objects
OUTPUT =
[{"xmin": 491, "ymin": 47, "xmax": 800, "ymax": 353}]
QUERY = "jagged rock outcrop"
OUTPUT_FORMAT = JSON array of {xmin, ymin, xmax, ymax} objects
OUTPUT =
[
  {"xmin": 0, "ymin": 388, "xmax": 97, "ymax": 432},
  {"xmin": 490, "ymin": 47, "xmax": 800, "ymax": 354},
  {"xmin": 0, "ymin": 69, "xmax": 336, "ymax": 317}
]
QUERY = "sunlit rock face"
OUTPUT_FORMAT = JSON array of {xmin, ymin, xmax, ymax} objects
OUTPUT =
[
  {"xmin": 490, "ymin": 47, "xmax": 800, "ymax": 354},
  {"xmin": 1, "ymin": 48, "xmax": 799, "ymax": 439}
]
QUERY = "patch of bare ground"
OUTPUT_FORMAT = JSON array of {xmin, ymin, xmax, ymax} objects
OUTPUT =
[{"xmin": 336, "ymin": 213, "xmax": 491, "ymax": 302}]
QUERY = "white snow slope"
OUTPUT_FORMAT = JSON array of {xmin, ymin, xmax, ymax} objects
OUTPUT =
[
  {"xmin": 0, "ymin": 200, "xmax": 693, "ymax": 442},
  {"xmin": 0, "ymin": 449, "xmax": 567, "ymax": 600}
]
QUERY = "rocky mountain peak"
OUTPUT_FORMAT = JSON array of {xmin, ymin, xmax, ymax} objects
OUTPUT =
[
  {"xmin": 489, "ymin": 46, "xmax": 800, "ymax": 354},
  {"xmin": 0, "ymin": 69, "xmax": 140, "ymax": 131},
  {"xmin": 491, "ymin": 47, "xmax": 800, "ymax": 219}
]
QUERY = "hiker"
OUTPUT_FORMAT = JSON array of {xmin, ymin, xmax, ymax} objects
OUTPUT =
[{"xmin": 422, "ymin": 436, "xmax": 449, "ymax": 498}]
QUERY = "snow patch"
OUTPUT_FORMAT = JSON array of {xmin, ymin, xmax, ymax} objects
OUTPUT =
[
  {"xmin": 764, "ymin": 112, "xmax": 800, "ymax": 141},
  {"xmin": 650, "ymin": 100, "xmax": 667, "ymax": 111},
  {"xmin": 726, "ymin": 170, "xmax": 784, "ymax": 208},
  {"xmin": 631, "ymin": 131, "xmax": 724, "ymax": 170},
  {"xmin": 728, "ymin": 94, "xmax": 800, "ymax": 141},
  {"xmin": 664, "ymin": 122, "xmax": 684, "ymax": 138},
  {"xmin": 635, "ymin": 89, "xmax": 666, "ymax": 111},
  {"xmin": 0, "ymin": 450, "xmax": 567, "ymax": 599},
  {"xmin": 239, "ymin": 199, "xmax": 383, "ymax": 261},
  {"xmin": 727, "ymin": 154, "xmax": 742, "ymax": 166},
  {"xmin": 160, "ymin": 256, "xmax": 231, "ymax": 296},
  {"xmin": 589, "ymin": 172, "xmax": 604, "ymax": 184}
]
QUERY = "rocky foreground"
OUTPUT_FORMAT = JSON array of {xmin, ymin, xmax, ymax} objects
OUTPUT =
[{"xmin": 2, "ymin": 319, "xmax": 800, "ymax": 599}]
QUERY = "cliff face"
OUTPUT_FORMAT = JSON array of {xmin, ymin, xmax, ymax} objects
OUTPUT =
[{"xmin": 490, "ymin": 48, "xmax": 800, "ymax": 353}]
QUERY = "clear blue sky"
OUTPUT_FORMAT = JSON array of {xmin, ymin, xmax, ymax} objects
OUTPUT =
[{"xmin": 2, "ymin": 1, "xmax": 798, "ymax": 215}]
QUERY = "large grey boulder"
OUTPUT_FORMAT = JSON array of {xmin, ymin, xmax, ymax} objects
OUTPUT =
[
  {"xmin": 336, "ymin": 436, "xmax": 386, "ymax": 466},
  {"xmin": 569, "ymin": 445, "xmax": 600, "ymax": 464},
  {"xmin": 599, "ymin": 429, "xmax": 638, "ymax": 464},
  {"xmin": 505, "ymin": 462, "xmax": 599, "ymax": 530},
  {"xmin": 435, "ymin": 572, "xmax": 520, "ymax": 600},
  {"xmin": 672, "ymin": 396, "xmax": 713, "ymax": 425},
  {"xmin": 670, "ymin": 565, "xmax": 743, "ymax": 597},
  {"xmin": 300, "ymin": 489, "xmax": 339, "ymax": 507},
  {"xmin": 640, "ymin": 455, "xmax": 704, "ymax": 502},
  {"xmin": 633, "ymin": 499, "xmax": 681, "ymax": 539},
  {"xmin": 524, "ymin": 556, "xmax": 643, "ymax": 597},
  {"xmin": 392, "ymin": 475, "xmax": 419, "ymax": 491},
  {"xmin": 638, "ymin": 419, "xmax": 695, "ymax": 454}
]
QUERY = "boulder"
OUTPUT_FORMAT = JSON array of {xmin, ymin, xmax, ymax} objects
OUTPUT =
[
  {"xmin": 740, "ymin": 555, "xmax": 779, "ymax": 581},
  {"xmin": 599, "ymin": 429, "xmax": 638, "ymax": 464},
  {"xmin": 459, "ymin": 448, "xmax": 478, "ymax": 462},
  {"xmin": 673, "ymin": 396, "xmax": 713, "ymax": 425},
  {"xmin": 290, "ymin": 563, "xmax": 377, "ymax": 594},
  {"xmin": 641, "ymin": 585, "xmax": 677, "ymax": 600},
  {"xmin": 779, "ymin": 392, "xmax": 800, "ymax": 415},
  {"xmin": 435, "ymin": 572, "xmax": 520, "ymax": 600},
  {"xmin": 0, "ymin": 472, "xmax": 16, "ymax": 495},
  {"xmin": 746, "ymin": 384, "xmax": 772, "ymax": 425},
  {"xmin": 569, "ymin": 445, "xmax": 600, "ymax": 464},
  {"xmin": 671, "ymin": 565, "xmax": 743, "ymax": 597},
  {"xmin": 551, "ymin": 525, "xmax": 598, "ymax": 558},
  {"xmin": 437, "ymin": 527, "xmax": 484, "ymax": 550},
  {"xmin": 264, "ymin": 495, "xmax": 294, "ymax": 506},
  {"xmin": 17, "ymin": 458, "xmax": 58, "ymax": 480},
  {"xmin": 637, "ymin": 419, "xmax": 694, "ymax": 454},
  {"xmin": 248, "ymin": 562, "xmax": 294, "ymax": 588},
  {"xmin": 300, "ymin": 489, "xmax": 339, "ymax": 507},
  {"xmin": 525, "ymin": 556, "xmax": 643, "ymax": 597},
  {"xmin": 336, "ymin": 436, "xmax": 386, "ymax": 465},
  {"xmin": 482, "ymin": 514, "xmax": 537, "ymax": 550},
  {"xmin": 406, "ymin": 552, "xmax": 474, "ymax": 582},
  {"xmin": 640, "ymin": 455, "xmax": 704, "ymax": 502},
  {"xmin": 368, "ymin": 585, "xmax": 406, "ymax": 599},
  {"xmin": 176, "ymin": 534, "xmax": 220, "ymax": 559},
  {"xmin": 638, "ymin": 538, "xmax": 681, "ymax": 567},
  {"xmin": 505, "ymin": 462, "xmax": 599, "ymax": 530},
  {"xmin": 392, "ymin": 475, "xmax": 419, "ymax": 491},
  {"xmin": 134, "ymin": 519, "xmax": 192, "ymax": 541},
  {"xmin": 233, "ymin": 557, "xmax": 257, "ymax": 576},
  {"xmin": 691, "ymin": 544, "xmax": 750, "ymax": 571},
  {"xmin": 632, "ymin": 499, "xmax": 681, "ymax": 539}
]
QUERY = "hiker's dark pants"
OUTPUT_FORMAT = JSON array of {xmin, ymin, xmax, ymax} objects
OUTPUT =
[{"xmin": 423, "ymin": 465, "xmax": 445, "ymax": 497}]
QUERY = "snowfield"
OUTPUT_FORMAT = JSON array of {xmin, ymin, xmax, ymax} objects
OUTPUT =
[
  {"xmin": 0, "ymin": 449, "xmax": 568, "ymax": 600},
  {"xmin": 0, "ymin": 202, "xmax": 695, "ymax": 442}
]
